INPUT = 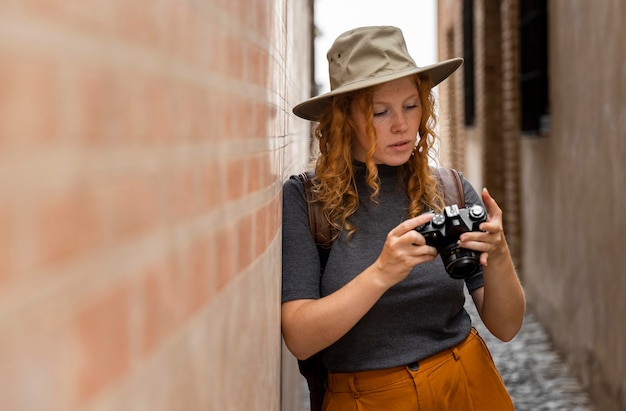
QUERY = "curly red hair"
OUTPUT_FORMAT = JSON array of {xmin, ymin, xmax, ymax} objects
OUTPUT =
[{"xmin": 312, "ymin": 73, "xmax": 445, "ymax": 239}]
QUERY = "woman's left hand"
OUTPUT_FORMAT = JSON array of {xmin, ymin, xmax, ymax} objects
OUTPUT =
[
  {"xmin": 462, "ymin": 187, "xmax": 526, "ymax": 342},
  {"xmin": 458, "ymin": 188, "xmax": 507, "ymax": 267}
]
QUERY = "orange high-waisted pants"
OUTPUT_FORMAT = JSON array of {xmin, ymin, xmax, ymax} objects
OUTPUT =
[{"xmin": 322, "ymin": 328, "xmax": 514, "ymax": 411}]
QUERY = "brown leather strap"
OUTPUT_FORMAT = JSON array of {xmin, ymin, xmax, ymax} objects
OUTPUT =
[
  {"xmin": 298, "ymin": 171, "xmax": 317, "ymax": 237},
  {"xmin": 298, "ymin": 171, "xmax": 334, "ymax": 248},
  {"xmin": 436, "ymin": 167, "xmax": 465, "ymax": 207}
]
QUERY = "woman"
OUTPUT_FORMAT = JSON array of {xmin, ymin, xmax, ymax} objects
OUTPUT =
[{"xmin": 282, "ymin": 26, "xmax": 525, "ymax": 410}]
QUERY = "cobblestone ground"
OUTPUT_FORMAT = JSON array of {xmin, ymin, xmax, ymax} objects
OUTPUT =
[
  {"xmin": 298, "ymin": 296, "xmax": 596, "ymax": 410},
  {"xmin": 465, "ymin": 295, "xmax": 596, "ymax": 411}
]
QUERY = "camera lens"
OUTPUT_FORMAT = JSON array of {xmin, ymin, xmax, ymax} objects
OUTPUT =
[{"xmin": 440, "ymin": 243, "xmax": 481, "ymax": 279}]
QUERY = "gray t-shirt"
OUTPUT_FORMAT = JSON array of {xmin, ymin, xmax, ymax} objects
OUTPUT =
[{"xmin": 282, "ymin": 163, "xmax": 484, "ymax": 373}]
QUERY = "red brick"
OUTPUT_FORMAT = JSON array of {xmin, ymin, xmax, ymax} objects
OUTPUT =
[
  {"xmin": 206, "ymin": 25, "xmax": 223, "ymax": 72},
  {"xmin": 111, "ymin": 176, "xmax": 159, "ymax": 241},
  {"xmin": 255, "ymin": 203, "xmax": 269, "ymax": 257},
  {"xmin": 215, "ymin": 225, "xmax": 235, "ymax": 292},
  {"xmin": 225, "ymin": 33, "xmax": 244, "ymax": 80},
  {"xmin": 226, "ymin": 158, "xmax": 245, "ymax": 200},
  {"xmin": 117, "ymin": 74, "xmax": 146, "ymax": 145},
  {"xmin": 75, "ymin": 67, "xmax": 117, "ymax": 145},
  {"xmin": 187, "ymin": 86, "xmax": 211, "ymax": 142},
  {"xmin": 247, "ymin": 154, "xmax": 262, "ymax": 193},
  {"xmin": 255, "ymin": 1, "xmax": 269, "ymax": 33},
  {"xmin": 250, "ymin": 45, "xmax": 269, "ymax": 87},
  {"xmin": 0, "ymin": 205, "xmax": 12, "ymax": 288},
  {"xmin": 76, "ymin": 282, "xmax": 131, "ymax": 402},
  {"xmin": 37, "ymin": 188, "xmax": 102, "ymax": 265},
  {"xmin": 233, "ymin": 97, "xmax": 253, "ymax": 139},
  {"xmin": 204, "ymin": 161, "xmax": 223, "ymax": 211},
  {"xmin": 22, "ymin": 0, "xmax": 114, "ymax": 35},
  {"xmin": 114, "ymin": 0, "xmax": 161, "ymax": 49},
  {"xmin": 186, "ymin": 236, "xmax": 211, "ymax": 314},
  {"xmin": 141, "ymin": 257, "xmax": 182, "ymax": 354},
  {"xmin": 218, "ymin": 92, "xmax": 233, "ymax": 138},
  {"xmin": 236, "ymin": 214, "xmax": 253, "ymax": 272},
  {"xmin": 0, "ymin": 54, "xmax": 60, "ymax": 147},
  {"xmin": 173, "ymin": 168, "xmax": 196, "ymax": 220},
  {"xmin": 143, "ymin": 76, "xmax": 175, "ymax": 145},
  {"xmin": 256, "ymin": 102, "xmax": 272, "ymax": 138}
]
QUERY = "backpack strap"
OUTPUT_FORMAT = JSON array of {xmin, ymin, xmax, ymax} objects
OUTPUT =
[
  {"xmin": 436, "ymin": 167, "xmax": 465, "ymax": 207},
  {"xmin": 295, "ymin": 171, "xmax": 331, "ymax": 411},
  {"xmin": 297, "ymin": 171, "xmax": 334, "ymax": 250}
]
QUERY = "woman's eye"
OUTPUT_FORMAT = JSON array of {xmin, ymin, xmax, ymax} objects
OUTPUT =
[
  {"xmin": 405, "ymin": 104, "xmax": 419, "ymax": 110},
  {"xmin": 373, "ymin": 110, "xmax": 387, "ymax": 117}
]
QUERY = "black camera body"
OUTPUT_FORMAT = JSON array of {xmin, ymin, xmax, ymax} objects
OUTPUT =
[{"xmin": 416, "ymin": 204, "xmax": 487, "ymax": 279}]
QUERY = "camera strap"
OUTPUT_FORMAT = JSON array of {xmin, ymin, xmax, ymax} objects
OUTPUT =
[{"xmin": 436, "ymin": 167, "xmax": 465, "ymax": 208}]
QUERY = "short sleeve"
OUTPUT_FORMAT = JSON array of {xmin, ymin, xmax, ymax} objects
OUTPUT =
[{"xmin": 281, "ymin": 176, "xmax": 324, "ymax": 302}]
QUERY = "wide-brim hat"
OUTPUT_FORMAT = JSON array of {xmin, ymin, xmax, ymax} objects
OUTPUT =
[{"xmin": 293, "ymin": 26, "xmax": 463, "ymax": 121}]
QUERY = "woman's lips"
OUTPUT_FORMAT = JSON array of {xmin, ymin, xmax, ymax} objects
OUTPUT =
[{"xmin": 389, "ymin": 140, "xmax": 412, "ymax": 151}]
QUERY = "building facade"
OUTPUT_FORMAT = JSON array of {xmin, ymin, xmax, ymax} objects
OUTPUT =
[
  {"xmin": 437, "ymin": 0, "xmax": 626, "ymax": 410},
  {"xmin": 0, "ymin": 1, "xmax": 313, "ymax": 410}
]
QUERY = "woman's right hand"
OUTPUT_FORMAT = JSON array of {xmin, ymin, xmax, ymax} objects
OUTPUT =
[{"xmin": 372, "ymin": 213, "xmax": 439, "ymax": 288}]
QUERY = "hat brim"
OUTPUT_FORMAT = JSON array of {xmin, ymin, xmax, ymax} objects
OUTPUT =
[{"xmin": 293, "ymin": 58, "xmax": 463, "ymax": 121}]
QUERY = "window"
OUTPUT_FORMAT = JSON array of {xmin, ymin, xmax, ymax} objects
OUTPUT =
[{"xmin": 519, "ymin": 0, "xmax": 549, "ymax": 135}]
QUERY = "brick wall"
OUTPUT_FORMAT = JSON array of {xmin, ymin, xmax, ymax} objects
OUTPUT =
[
  {"xmin": 437, "ymin": 0, "xmax": 521, "ymax": 267},
  {"xmin": 0, "ymin": 1, "xmax": 313, "ymax": 410},
  {"xmin": 438, "ymin": 0, "xmax": 626, "ymax": 409}
]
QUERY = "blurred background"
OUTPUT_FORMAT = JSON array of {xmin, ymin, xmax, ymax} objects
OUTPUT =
[{"xmin": 0, "ymin": 0, "xmax": 623, "ymax": 410}]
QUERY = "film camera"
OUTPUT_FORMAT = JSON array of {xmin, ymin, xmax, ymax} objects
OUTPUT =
[{"xmin": 415, "ymin": 204, "xmax": 488, "ymax": 279}]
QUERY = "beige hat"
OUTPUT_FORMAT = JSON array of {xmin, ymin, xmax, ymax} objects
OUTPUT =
[{"xmin": 293, "ymin": 26, "xmax": 463, "ymax": 121}]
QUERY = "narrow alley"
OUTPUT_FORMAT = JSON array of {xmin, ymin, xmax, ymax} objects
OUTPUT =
[{"xmin": 467, "ymin": 299, "xmax": 594, "ymax": 410}]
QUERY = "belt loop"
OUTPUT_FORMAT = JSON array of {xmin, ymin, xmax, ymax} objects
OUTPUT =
[
  {"xmin": 452, "ymin": 347, "xmax": 461, "ymax": 361},
  {"xmin": 348, "ymin": 374, "xmax": 360, "ymax": 398}
]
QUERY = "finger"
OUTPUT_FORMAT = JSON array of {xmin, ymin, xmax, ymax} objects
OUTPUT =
[
  {"xmin": 481, "ymin": 187, "xmax": 502, "ymax": 218},
  {"xmin": 480, "ymin": 251, "xmax": 489, "ymax": 266},
  {"xmin": 460, "ymin": 231, "xmax": 491, "ymax": 244},
  {"xmin": 408, "ymin": 245, "xmax": 439, "ymax": 261},
  {"xmin": 390, "ymin": 213, "xmax": 434, "ymax": 237},
  {"xmin": 408, "ymin": 230, "xmax": 427, "ymax": 246},
  {"xmin": 478, "ymin": 221, "xmax": 501, "ymax": 234}
]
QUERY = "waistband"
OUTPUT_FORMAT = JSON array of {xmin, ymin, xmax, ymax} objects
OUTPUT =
[{"xmin": 326, "ymin": 328, "xmax": 479, "ymax": 393}]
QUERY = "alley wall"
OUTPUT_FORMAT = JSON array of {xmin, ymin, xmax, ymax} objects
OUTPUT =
[
  {"xmin": 520, "ymin": 1, "xmax": 626, "ymax": 410},
  {"xmin": 436, "ymin": 0, "xmax": 625, "ymax": 409},
  {"xmin": 0, "ymin": 1, "xmax": 313, "ymax": 410}
]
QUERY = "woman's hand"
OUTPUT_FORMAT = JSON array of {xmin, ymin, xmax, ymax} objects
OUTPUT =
[
  {"xmin": 282, "ymin": 212, "xmax": 440, "ymax": 360},
  {"xmin": 373, "ymin": 213, "xmax": 439, "ymax": 288},
  {"xmin": 460, "ymin": 188, "xmax": 526, "ymax": 341},
  {"xmin": 458, "ymin": 188, "xmax": 508, "ymax": 266}
]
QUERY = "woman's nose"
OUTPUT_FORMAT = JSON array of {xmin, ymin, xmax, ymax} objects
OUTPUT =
[{"xmin": 391, "ymin": 112, "xmax": 408, "ymax": 133}]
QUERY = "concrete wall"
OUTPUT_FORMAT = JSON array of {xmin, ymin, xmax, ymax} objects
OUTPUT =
[
  {"xmin": 0, "ymin": 1, "xmax": 313, "ymax": 410},
  {"xmin": 521, "ymin": 1, "xmax": 626, "ymax": 410},
  {"xmin": 437, "ymin": 0, "xmax": 626, "ymax": 409}
]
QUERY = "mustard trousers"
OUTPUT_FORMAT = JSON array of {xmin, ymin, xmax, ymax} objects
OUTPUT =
[{"xmin": 323, "ymin": 328, "xmax": 514, "ymax": 411}]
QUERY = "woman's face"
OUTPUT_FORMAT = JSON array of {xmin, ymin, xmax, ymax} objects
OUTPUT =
[{"xmin": 350, "ymin": 76, "xmax": 422, "ymax": 166}]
